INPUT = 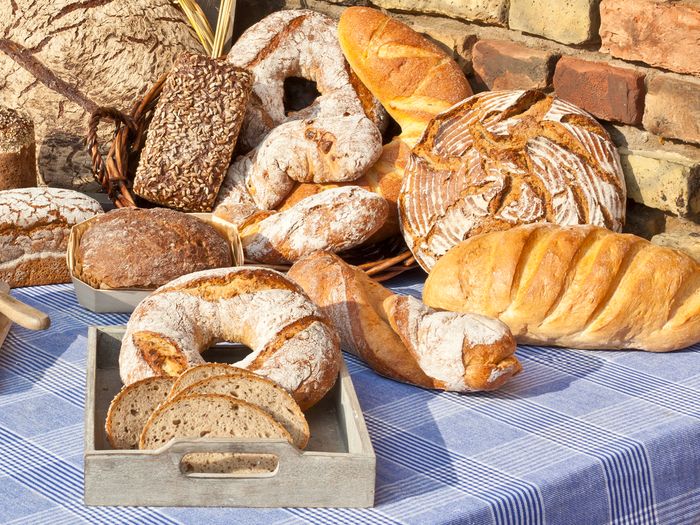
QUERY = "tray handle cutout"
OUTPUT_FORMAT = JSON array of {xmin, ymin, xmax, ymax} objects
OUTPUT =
[{"xmin": 165, "ymin": 438, "xmax": 300, "ymax": 480}]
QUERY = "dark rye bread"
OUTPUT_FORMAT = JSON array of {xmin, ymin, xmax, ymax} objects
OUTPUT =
[
  {"xmin": 133, "ymin": 53, "xmax": 253, "ymax": 212},
  {"xmin": 0, "ymin": 107, "xmax": 36, "ymax": 190},
  {"xmin": 174, "ymin": 374, "xmax": 310, "ymax": 448},
  {"xmin": 105, "ymin": 376, "xmax": 175, "ymax": 449},
  {"xmin": 74, "ymin": 208, "xmax": 232, "ymax": 289},
  {"xmin": 399, "ymin": 90, "xmax": 627, "ymax": 271}
]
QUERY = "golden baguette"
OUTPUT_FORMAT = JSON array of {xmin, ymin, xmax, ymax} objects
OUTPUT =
[{"xmin": 423, "ymin": 224, "xmax": 700, "ymax": 352}]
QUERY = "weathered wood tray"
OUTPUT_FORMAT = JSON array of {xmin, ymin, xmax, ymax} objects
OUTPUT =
[{"xmin": 84, "ymin": 326, "xmax": 376, "ymax": 508}]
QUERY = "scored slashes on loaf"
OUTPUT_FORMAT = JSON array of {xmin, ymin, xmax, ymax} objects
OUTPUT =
[
  {"xmin": 119, "ymin": 267, "xmax": 341, "ymax": 409},
  {"xmin": 424, "ymin": 224, "xmax": 700, "ymax": 352},
  {"xmin": 399, "ymin": 90, "xmax": 627, "ymax": 270},
  {"xmin": 0, "ymin": 187, "xmax": 103, "ymax": 287},
  {"xmin": 288, "ymin": 251, "xmax": 521, "ymax": 391},
  {"xmin": 134, "ymin": 53, "xmax": 252, "ymax": 212}
]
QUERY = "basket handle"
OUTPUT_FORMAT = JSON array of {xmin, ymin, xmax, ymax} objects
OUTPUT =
[{"xmin": 87, "ymin": 107, "xmax": 137, "ymax": 202}]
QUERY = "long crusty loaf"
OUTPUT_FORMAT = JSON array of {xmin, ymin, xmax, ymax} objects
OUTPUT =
[
  {"xmin": 105, "ymin": 376, "xmax": 175, "ymax": 449},
  {"xmin": 288, "ymin": 251, "xmax": 520, "ymax": 391},
  {"xmin": 278, "ymin": 7, "xmax": 473, "ymax": 240},
  {"xmin": 173, "ymin": 375, "xmax": 310, "ymax": 449},
  {"xmin": 0, "ymin": 187, "xmax": 103, "ymax": 287},
  {"xmin": 423, "ymin": 224, "xmax": 700, "ymax": 352}
]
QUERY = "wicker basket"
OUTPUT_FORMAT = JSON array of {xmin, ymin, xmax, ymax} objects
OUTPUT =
[{"xmin": 86, "ymin": 74, "xmax": 418, "ymax": 282}]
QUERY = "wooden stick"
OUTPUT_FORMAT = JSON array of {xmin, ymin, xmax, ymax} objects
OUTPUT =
[{"xmin": 0, "ymin": 285, "xmax": 50, "ymax": 331}]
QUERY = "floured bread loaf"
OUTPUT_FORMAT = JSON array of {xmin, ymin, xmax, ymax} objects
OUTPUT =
[
  {"xmin": 288, "ymin": 251, "xmax": 520, "ymax": 391},
  {"xmin": 399, "ymin": 90, "xmax": 627, "ymax": 270},
  {"xmin": 0, "ymin": 107, "xmax": 36, "ymax": 190},
  {"xmin": 423, "ymin": 224, "xmax": 700, "ymax": 352},
  {"xmin": 105, "ymin": 376, "xmax": 175, "ymax": 449},
  {"xmin": 0, "ymin": 187, "xmax": 103, "ymax": 287}
]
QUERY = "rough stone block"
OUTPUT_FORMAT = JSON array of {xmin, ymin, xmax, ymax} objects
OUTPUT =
[
  {"xmin": 600, "ymin": 0, "xmax": 700, "ymax": 76},
  {"xmin": 643, "ymin": 73, "xmax": 700, "ymax": 146},
  {"xmin": 553, "ymin": 57, "xmax": 645, "ymax": 124},
  {"xmin": 651, "ymin": 232, "xmax": 700, "ymax": 262},
  {"xmin": 472, "ymin": 39, "xmax": 558, "ymax": 91},
  {"xmin": 373, "ymin": 0, "xmax": 508, "ymax": 25},
  {"xmin": 509, "ymin": 0, "xmax": 600, "ymax": 45}
]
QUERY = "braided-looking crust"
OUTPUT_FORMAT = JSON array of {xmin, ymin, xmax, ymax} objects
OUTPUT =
[
  {"xmin": 423, "ymin": 224, "xmax": 700, "ymax": 352},
  {"xmin": 400, "ymin": 90, "xmax": 627, "ymax": 270},
  {"xmin": 288, "ymin": 251, "xmax": 520, "ymax": 391},
  {"xmin": 119, "ymin": 267, "xmax": 341, "ymax": 409}
]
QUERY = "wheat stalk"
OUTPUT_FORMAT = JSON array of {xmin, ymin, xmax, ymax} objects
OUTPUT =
[
  {"xmin": 176, "ymin": 0, "xmax": 215, "ymax": 55},
  {"xmin": 211, "ymin": 0, "xmax": 236, "ymax": 59}
]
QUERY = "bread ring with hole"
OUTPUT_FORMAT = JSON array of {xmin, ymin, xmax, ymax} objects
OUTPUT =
[
  {"xmin": 119, "ymin": 267, "xmax": 341, "ymax": 409},
  {"xmin": 226, "ymin": 9, "xmax": 385, "ymax": 210}
]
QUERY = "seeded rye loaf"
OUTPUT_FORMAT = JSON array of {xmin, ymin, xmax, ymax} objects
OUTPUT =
[
  {"xmin": 0, "ymin": 107, "xmax": 36, "ymax": 190},
  {"xmin": 74, "ymin": 208, "xmax": 232, "ymax": 289},
  {"xmin": 0, "ymin": 187, "xmax": 103, "ymax": 287},
  {"xmin": 174, "ymin": 374, "xmax": 310, "ymax": 449},
  {"xmin": 133, "ymin": 53, "xmax": 253, "ymax": 212},
  {"xmin": 139, "ymin": 394, "xmax": 292, "ymax": 474},
  {"xmin": 105, "ymin": 376, "xmax": 175, "ymax": 449}
]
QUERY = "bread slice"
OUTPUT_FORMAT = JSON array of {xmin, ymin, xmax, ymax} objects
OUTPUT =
[
  {"xmin": 174, "ymin": 374, "xmax": 310, "ymax": 448},
  {"xmin": 168, "ymin": 363, "xmax": 256, "ymax": 399},
  {"xmin": 105, "ymin": 376, "xmax": 176, "ymax": 449},
  {"xmin": 139, "ymin": 394, "xmax": 293, "ymax": 473}
]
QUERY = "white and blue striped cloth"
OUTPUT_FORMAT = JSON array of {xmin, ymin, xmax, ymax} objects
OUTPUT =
[{"xmin": 1, "ymin": 272, "xmax": 699, "ymax": 525}]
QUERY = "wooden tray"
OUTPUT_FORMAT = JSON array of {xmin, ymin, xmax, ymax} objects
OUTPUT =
[{"xmin": 84, "ymin": 326, "xmax": 376, "ymax": 508}]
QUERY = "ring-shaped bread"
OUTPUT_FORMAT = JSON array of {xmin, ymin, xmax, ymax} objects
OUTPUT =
[
  {"xmin": 225, "ymin": 9, "xmax": 384, "ymax": 210},
  {"xmin": 119, "ymin": 267, "xmax": 341, "ymax": 409}
]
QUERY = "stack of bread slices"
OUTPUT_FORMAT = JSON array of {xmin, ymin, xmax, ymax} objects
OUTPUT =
[{"xmin": 105, "ymin": 364, "xmax": 309, "ymax": 473}]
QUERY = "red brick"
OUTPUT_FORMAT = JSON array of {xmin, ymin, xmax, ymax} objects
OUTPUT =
[
  {"xmin": 600, "ymin": 0, "xmax": 700, "ymax": 77},
  {"xmin": 553, "ymin": 57, "xmax": 646, "ymax": 125},
  {"xmin": 643, "ymin": 73, "xmax": 700, "ymax": 145},
  {"xmin": 471, "ymin": 39, "xmax": 558, "ymax": 91}
]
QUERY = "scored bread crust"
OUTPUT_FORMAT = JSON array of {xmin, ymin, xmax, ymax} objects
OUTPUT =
[
  {"xmin": 399, "ymin": 90, "xmax": 627, "ymax": 271},
  {"xmin": 277, "ymin": 7, "xmax": 474, "ymax": 242},
  {"xmin": 288, "ymin": 251, "xmax": 520, "ymax": 391},
  {"xmin": 119, "ymin": 267, "xmax": 341, "ymax": 410},
  {"xmin": 423, "ymin": 224, "xmax": 700, "ymax": 351},
  {"xmin": 173, "ymin": 374, "xmax": 310, "ymax": 449},
  {"xmin": 105, "ymin": 376, "xmax": 175, "ymax": 449},
  {"xmin": 139, "ymin": 393, "xmax": 293, "ymax": 450}
]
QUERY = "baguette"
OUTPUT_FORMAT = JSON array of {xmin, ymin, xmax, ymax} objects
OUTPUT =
[{"xmin": 423, "ymin": 224, "xmax": 700, "ymax": 351}]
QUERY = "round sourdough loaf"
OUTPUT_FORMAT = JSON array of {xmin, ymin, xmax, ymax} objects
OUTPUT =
[
  {"xmin": 0, "ymin": 107, "xmax": 36, "ymax": 190},
  {"xmin": 399, "ymin": 90, "xmax": 627, "ymax": 270},
  {"xmin": 74, "ymin": 208, "xmax": 233, "ymax": 289},
  {"xmin": 119, "ymin": 267, "xmax": 341, "ymax": 409}
]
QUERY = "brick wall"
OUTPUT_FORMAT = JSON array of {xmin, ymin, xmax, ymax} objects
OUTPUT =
[{"xmin": 237, "ymin": 0, "xmax": 700, "ymax": 257}]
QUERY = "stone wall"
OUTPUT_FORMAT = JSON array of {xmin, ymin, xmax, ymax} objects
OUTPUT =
[{"xmin": 237, "ymin": 0, "xmax": 700, "ymax": 257}]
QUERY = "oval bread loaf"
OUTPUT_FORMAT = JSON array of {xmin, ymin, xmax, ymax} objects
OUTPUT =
[{"xmin": 423, "ymin": 224, "xmax": 700, "ymax": 351}]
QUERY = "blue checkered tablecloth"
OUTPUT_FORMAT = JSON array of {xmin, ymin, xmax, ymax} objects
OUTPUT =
[{"xmin": 1, "ymin": 272, "xmax": 699, "ymax": 525}]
